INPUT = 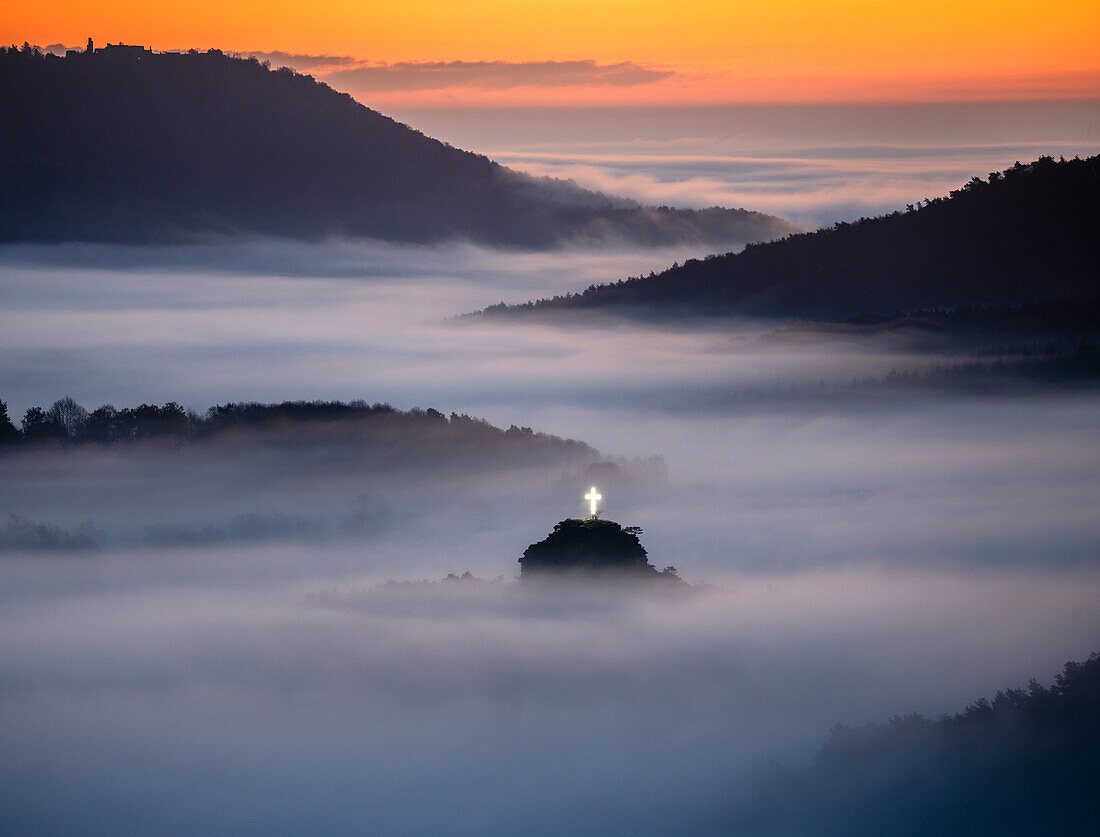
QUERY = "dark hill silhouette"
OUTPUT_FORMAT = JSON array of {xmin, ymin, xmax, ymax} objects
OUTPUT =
[
  {"xmin": 520, "ymin": 518, "xmax": 678, "ymax": 578},
  {"xmin": 477, "ymin": 155, "xmax": 1100, "ymax": 319},
  {"xmin": 737, "ymin": 652, "xmax": 1100, "ymax": 834},
  {"xmin": 3, "ymin": 396, "xmax": 597, "ymax": 470},
  {"xmin": 0, "ymin": 45, "xmax": 796, "ymax": 249}
]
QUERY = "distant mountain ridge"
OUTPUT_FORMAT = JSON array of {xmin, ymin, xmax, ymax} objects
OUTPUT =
[
  {"xmin": 477, "ymin": 155, "xmax": 1100, "ymax": 319},
  {"xmin": 0, "ymin": 45, "xmax": 797, "ymax": 249}
]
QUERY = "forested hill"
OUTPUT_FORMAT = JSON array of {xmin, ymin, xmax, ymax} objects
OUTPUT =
[
  {"xmin": 0, "ymin": 396, "xmax": 596, "ymax": 465},
  {"xmin": 479, "ymin": 155, "xmax": 1100, "ymax": 320},
  {"xmin": 737, "ymin": 652, "xmax": 1100, "ymax": 833},
  {"xmin": 0, "ymin": 45, "xmax": 796, "ymax": 249}
]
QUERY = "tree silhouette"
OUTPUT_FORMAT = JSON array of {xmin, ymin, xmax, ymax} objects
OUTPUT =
[
  {"xmin": 20, "ymin": 406, "xmax": 64, "ymax": 444},
  {"xmin": 46, "ymin": 396, "xmax": 88, "ymax": 441},
  {"xmin": 84, "ymin": 404, "xmax": 119, "ymax": 445},
  {"xmin": 0, "ymin": 399, "xmax": 19, "ymax": 445},
  {"xmin": 0, "ymin": 396, "xmax": 600, "ymax": 464},
  {"xmin": 520, "ymin": 518, "xmax": 658, "ymax": 576},
  {"xmin": 738, "ymin": 652, "xmax": 1100, "ymax": 834}
]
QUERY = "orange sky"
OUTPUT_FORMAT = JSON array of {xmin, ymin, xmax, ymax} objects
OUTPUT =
[{"xmin": 5, "ymin": 0, "xmax": 1099, "ymax": 104}]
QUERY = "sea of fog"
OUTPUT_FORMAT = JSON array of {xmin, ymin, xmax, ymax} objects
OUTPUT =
[
  {"xmin": 392, "ymin": 101, "xmax": 1100, "ymax": 230},
  {"xmin": 2, "ymin": 240, "xmax": 1099, "ymax": 833}
]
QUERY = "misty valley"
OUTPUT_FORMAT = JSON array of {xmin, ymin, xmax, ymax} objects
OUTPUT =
[
  {"xmin": 4, "ymin": 237, "xmax": 1099, "ymax": 832},
  {"xmin": 2, "ymin": 40, "xmax": 1099, "ymax": 837}
]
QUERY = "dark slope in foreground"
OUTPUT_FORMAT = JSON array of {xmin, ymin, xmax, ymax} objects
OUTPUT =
[
  {"xmin": 734, "ymin": 652, "xmax": 1100, "ymax": 835},
  {"xmin": 0, "ymin": 46, "xmax": 796, "ymax": 249},
  {"xmin": 479, "ymin": 155, "xmax": 1100, "ymax": 319}
]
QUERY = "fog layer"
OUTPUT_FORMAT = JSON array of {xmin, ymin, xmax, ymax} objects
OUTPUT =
[
  {"xmin": 2, "ymin": 240, "xmax": 1098, "ymax": 832},
  {"xmin": 3, "ymin": 563, "xmax": 1098, "ymax": 835},
  {"xmin": 392, "ymin": 102, "xmax": 1100, "ymax": 230}
]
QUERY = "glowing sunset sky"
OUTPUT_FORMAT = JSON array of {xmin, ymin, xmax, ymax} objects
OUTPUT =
[{"xmin": 6, "ymin": 0, "xmax": 1099, "ymax": 105}]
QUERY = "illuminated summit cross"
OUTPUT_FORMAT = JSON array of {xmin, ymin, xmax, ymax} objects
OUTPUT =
[{"xmin": 584, "ymin": 486, "xmax": 602, "ymax": 518}]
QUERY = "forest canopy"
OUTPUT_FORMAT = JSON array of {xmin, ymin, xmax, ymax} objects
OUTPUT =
[
  {"xmin": 738, "ymin": 652, "xmax": 1100, "ymax": 834},
  {"xmin": 0, "ymin": 395, "xmax": 595, "ymax": 459},
  {"xmin": 477, "ymin": 155, "xmax": 1100, "ymax": 320}
]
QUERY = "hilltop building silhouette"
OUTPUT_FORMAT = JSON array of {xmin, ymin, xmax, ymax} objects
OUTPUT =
[{"xmin": 66, "ymin": 39, "xmax": 151, "ymax": 59}]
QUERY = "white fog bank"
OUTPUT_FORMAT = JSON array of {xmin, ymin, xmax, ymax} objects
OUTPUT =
[
  {"xmin": 2, "ymin": 565, "xmax": 1098, "ymax": 835},
  {"xmin": 2, "ymin": 238, "xmax": 1098, "ymax": 833}
]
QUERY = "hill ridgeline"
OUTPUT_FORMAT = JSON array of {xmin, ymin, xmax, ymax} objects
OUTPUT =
[
  {"xmin": 0, "ymin": 45, "xmax": 797, "ymax": 249},
  {"xmin": 477, "ymin": 155, "xmax": 1100, "ymax": 320}
]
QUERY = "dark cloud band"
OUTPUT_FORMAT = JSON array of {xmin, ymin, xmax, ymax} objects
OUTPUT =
[
  {"xmin": 238, "ymin": 50, "xmax": 357, "ymax": 71},
  {"xmin": 326, "ymin": 59, "xmax": 674, "ymax": 91}
]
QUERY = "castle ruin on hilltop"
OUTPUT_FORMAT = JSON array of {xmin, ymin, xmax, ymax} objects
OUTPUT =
[{"xmin": 66, "ymin": 39, "xmax": 151, "ymax": 60}]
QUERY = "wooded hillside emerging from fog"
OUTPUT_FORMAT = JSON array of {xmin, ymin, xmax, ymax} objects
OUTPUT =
[
  {"xmin": 0, "ymin": 45, "xmax": 796, "ymax": 249},
  {"xmin": 481, "ymin": 156, "xmax": 1100, "ymax": 319}
]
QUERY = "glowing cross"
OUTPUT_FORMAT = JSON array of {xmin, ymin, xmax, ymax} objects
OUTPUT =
[{"xmin": 584, "ymin": 486, "xmax": 602, "ymax": 518}]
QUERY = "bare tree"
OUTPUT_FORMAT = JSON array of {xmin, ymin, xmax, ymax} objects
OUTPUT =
[{"xmin": 46, "ymin": 396, "xmax": 88, "ymax": 440}]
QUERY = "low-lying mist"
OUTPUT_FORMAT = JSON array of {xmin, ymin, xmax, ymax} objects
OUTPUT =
[
  {"xmin": 5, "ymin": 239, "xmax": 1081, "ymax": 421},
  {"xmin": 2, "ymin": 238, "xmax": 1098, "ymax": 832},
  {"xmin": 391, "ymin": 102, "xmax": 1100, "ymax": 231},
  {"xmin": 2, "ymin": 561, "xmax": 1097, "ymax": 834},
  {"xmin": 4, "ymin": 242, "xmax": 1097, "ymax": 573}
]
